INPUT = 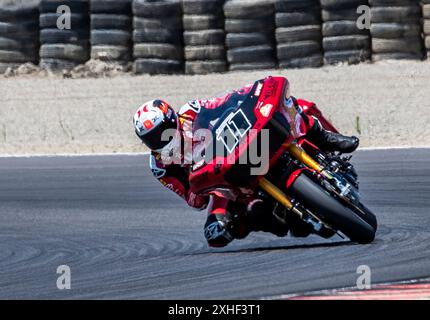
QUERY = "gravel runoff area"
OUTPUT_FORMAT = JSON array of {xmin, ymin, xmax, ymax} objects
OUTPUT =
[{"xmin": 0, "ymin": 60, "xmax": 429, "ymax": 155}]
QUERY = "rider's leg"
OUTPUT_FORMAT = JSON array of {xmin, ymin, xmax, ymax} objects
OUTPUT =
[
  {"xmin": 297, "ymin": 98, "xmax": 359, "ymax": 153},
  {"xmin": 306, "ymin": 117, "xmax": 359, "ymax": 153},
  {"xmin": 245, "ymin": 199, "xmax": 289, "ymax": 237}
]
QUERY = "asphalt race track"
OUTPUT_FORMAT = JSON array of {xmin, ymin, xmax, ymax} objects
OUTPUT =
[{"xmin": 0, "ymin": 148, "xmax": 429, "ymax": 299}]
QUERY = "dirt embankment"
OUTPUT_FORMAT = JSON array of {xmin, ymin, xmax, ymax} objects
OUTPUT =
[{"xmin": 0, "ymin": 60, "xmax": 429, "ymax": 155}]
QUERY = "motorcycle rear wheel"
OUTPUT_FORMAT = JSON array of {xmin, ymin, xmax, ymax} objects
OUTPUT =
[{"xmin": 290, "ymin": 173, "xmax": 376, "ymax": 244}]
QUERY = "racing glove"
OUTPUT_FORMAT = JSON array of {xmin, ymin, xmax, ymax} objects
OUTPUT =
[{"xmin": 204, "ymin": 214, "xmax": 234, "ymax": 248}]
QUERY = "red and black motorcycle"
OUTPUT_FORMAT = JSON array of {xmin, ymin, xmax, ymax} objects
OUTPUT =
[{"xmin": 189, "ymin": 76, "xmax": 377, "ymax": 244}]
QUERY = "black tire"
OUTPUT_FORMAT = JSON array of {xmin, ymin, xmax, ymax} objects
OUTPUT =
[
  {"xmin": 276, "ymin": 25, "xmax": 321, "ymax": 43},
  {"xmin": 322, "ymin": 8, "xmax": 360, "ymax": 22},
  {"xmin": 323, "ymin": 35, "xmax": 370, "ymax": 51},
  {"xmin": 133, "ymin": 58, "xmax": 183, "ymax": 74},
  {"xmin": 274, "ymin": 0, "xmax": 319, "ymax": 12},
  {"xmin": 322, "ymin": 20, "xmax": 368, "ymax": 37},
  {"xmin": 423, "ymin": 5, "xmax": 430, "ymax": 19},
  {"xmin": 182, "ymin": 0, "xmax": 224, "ymax": 15},
  {"xmin": 372, "ymin": 52, "xmax": 423, "ymax": 61},
  {"xmin": 91, "ymin": 45, "xmax": 130, "ymax": 60},
  {"xmin": 133, "ymin": 17, "xmax": 182, "ymax": 30},
  {"xmin": 40, "ymin": 0, "xmax": 89, "ymax": 13},
  {"xmin": 372, "ymin": 37, "xmax": 422, "ymax": 54},
  {"xmin": 369, "ymin": 0, "xmax": 417, "ymax": 5},
  {"xmin": 0, "ymin": 49, "xmax": 36, "ymax": 63},
  {"xmin": 423, "ymin": 21, "xmax": 430, "ymax": 36},
  {"xmin": 133, "ymin": 0, "xmax": 181, "ymax": 18},
  {"xmin": 133, "ymin": 43, "xmax": 183, "ymax": 60},
  {"xmin": 0, "ymin": 21, "xmax": 39, "ymax": 37},
  {"xmin": 90, "ymin": 14, "xmax": 131, "ymax": 29},
  {"xmin": 226, "ymin": 32, "xmax": 273, "ymax": 49},
  {"xmin": 40, "ymin": 13, "xmax": 88, "ymax": 28},
  {"xmin": 324, "ymin": 49, "xmax": 370, "ymax": 64},
  {"xmin": 227, "ymin": 45, "xmax": 274, "ymax": 64},
  {"xmin": 40, "ymin": 58, "xmax": 79, "ymax": 70},
  {"xmin": 276, "ymin": 11, "xmax": 321, "ymax": 28},
  {"xmin": 370, "ymin": 23, "xmax": 421, "ymax": 39},
  {"xmin": 290, "ymin": 173, "xmax": 376, "ymax": 244},
  {"xmin": 183, "ymin": 14, "xmax": 223, "ymax": 31},
  {"xmin": 90, "ymin": 0, "xmax": 131, "ymax": 14},
  {"xmin": 40, "ymin": 28, "xmax": 89, "ymax": 45},
  {"xmin": 0, "ymin": 4, "xmax": 39, "ymax": 22},
  {"xmin": 40, "ymin": 43, "xmax": 89, "ymax": 62},
  {"xmin": 278, "ymin": 54, "xmax": 323, "ymax": 69},
  {"xmin": 185, "ymin": 60, "xmax": 227, "ymax": 74},
  {"xmin": 370, "ymin": 6, "xmax": 421, "ymax": 24},
  {"xmin": 320, "ymin": 0, "xmax": 366, "ymax": 10},
  {"xmin": 133, "ymin": 29, "xmax": 182, "ymax": 44},
  {"xmin": 277, "ymin": 40, "xmax": 321, "ymax": 60},
  {"xmin": 90, "ymin": 29, "xmax": 131, "ymax": 46},
  {"xmin": 223, "ymin": 0, "xmax": 274, "ymax": 19},
  {"xmin": 183, "ymin": 29, "xmax": 224, "ymax": 46},
  {"xmin": 225, "ymin": 18, "xmax": 274, "ymax": 33},
  {"xmin": 0, "ymin": 36, "xmax": 37, "ymax": 51},
  {"xmin": 228, "ymin": 61, "xmax": 277, "ymax": 71},
  {"xmin": 185, "ymin": 45, "xmax": 225, "ymax": 60}
]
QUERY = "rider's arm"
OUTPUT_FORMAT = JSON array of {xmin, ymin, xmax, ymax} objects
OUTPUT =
[
  {"xmin": 203, "ymin": 194, "xmax": 234, "ymax": 247},
  {"xmin": 295, "ymin": 97, "xmax": 338, "ymax": 133},
  {"xmin": 149, "ymin": 153, "xmax": 208, "ymax": 210}
]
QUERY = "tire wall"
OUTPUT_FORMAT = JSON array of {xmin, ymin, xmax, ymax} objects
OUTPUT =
[
  {"xmin": 90, "ymin": 0, "xmax": 132, "ymax": 64},
  {"xmin": 0, "ymin": 0, "xmax": 428, "ymax": 74},
  {"xmin": 0, "ymin": 2, "xmax": 39, "ymax": 73},
  {"xmin": 39, "ymin": 0, "xmax": 90, "ymax": 70}
]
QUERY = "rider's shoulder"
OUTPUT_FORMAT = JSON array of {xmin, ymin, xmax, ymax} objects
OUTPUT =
[{"xmin": 178, "ymin": 100, "xmax": 202, "ymax": 116}]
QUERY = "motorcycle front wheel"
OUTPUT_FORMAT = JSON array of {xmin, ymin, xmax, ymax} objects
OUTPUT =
[{"xmin": 290, "ymin": 173, "xmax": 376, "ymax": 244}]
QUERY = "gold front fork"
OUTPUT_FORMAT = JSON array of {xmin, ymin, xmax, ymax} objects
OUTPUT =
[
  {"xmin": 286, "ymin": 144, "xmax": 332, "ymax": 180},
  {"xmin": 258, "ymin": 143, "xmax": 330, "ymax": 214},
  {"xmin": 258, "ymin": 177, "xmax": 303, "ymax": 218}
]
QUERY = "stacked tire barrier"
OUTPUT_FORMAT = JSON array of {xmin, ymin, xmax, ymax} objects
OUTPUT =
[
  {"xmin": 132, "ymin": 0, "xmax": 184, "ymax": 74},
  {"xmin": 321, "ymin": 0, "xmax": 371, "ymax": 64},
  {"xmin": 0, "ymin": 3, "xmax": 39, "ymax": 73},
  {"xmin": 1, "ymin": 0, "xmax": 430, "ymax": 75},
  {"xmin": 39, "ymin": 0, "xmax": 90, "ymax": 70},
  {"xmin": 182, "ymin": 0, "xmax": 227, "ymax": 74},
  {"xmin": 90, "ymin": 0, "xmax": 132, "ymax": 64},
  {"xmin": 223, "ymin": 0, "xmax": 277, "ymax": 71},
  {"xmin": 370, "ymin": 0, "xmax": 423, "ymax": 61},
  {"xmin": 275, "ymin": 0, "xmax": 323, "ymax": 68},
  {"xmin": 422, "ymin": 0, "xmax": 430, "ymax": 58}
]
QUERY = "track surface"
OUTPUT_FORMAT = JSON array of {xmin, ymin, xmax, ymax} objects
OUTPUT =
[{"xmin": 0, "ymin": 149, "xmax": 429, "ymax": 299}]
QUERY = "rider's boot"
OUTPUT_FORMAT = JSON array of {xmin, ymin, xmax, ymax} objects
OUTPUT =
[{"xmin": 306, "ymin": 117, "xmax": 359, "ymax": 153}]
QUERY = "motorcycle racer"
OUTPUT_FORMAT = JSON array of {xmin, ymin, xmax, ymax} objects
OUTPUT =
[{"xmin": 133, "ymin": 77, "xmax": 359, "ymax": 247}]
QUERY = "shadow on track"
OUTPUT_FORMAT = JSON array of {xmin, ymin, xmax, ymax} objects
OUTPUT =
[{"xmin": 187, "ymin": 240, "xmax": 353, "ymax": 256}]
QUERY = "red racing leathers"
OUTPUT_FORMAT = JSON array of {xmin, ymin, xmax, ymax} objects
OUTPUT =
[{"xmin": 149, "ymin": 83, "xmax": 325, "ymax": 247}]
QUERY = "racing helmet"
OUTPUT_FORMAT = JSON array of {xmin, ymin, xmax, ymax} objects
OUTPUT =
[{"xmin": 133, "ymin": 99, "xmax": 178, "ymax": 151}]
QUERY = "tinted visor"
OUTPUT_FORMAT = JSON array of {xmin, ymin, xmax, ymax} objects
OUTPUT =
[{"xmin": 137, "ymin": 111, "xmax": 178, "ymax": 151}]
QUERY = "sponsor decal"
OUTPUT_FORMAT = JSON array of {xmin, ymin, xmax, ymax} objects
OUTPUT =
[
  {"xmin": 254, "ymin": 82, "xmax": 263, "ymax": 97},
  {"xmin": 192, "ymin": 159, "xmax": 205, "ymax": 172},
  {"xmin": 259, "ymin": 104, "xmax": 273, "ymax": 117},
  {"xmin": 143, "ymin": 119, "xmax": 154, "ymax": 130}
]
